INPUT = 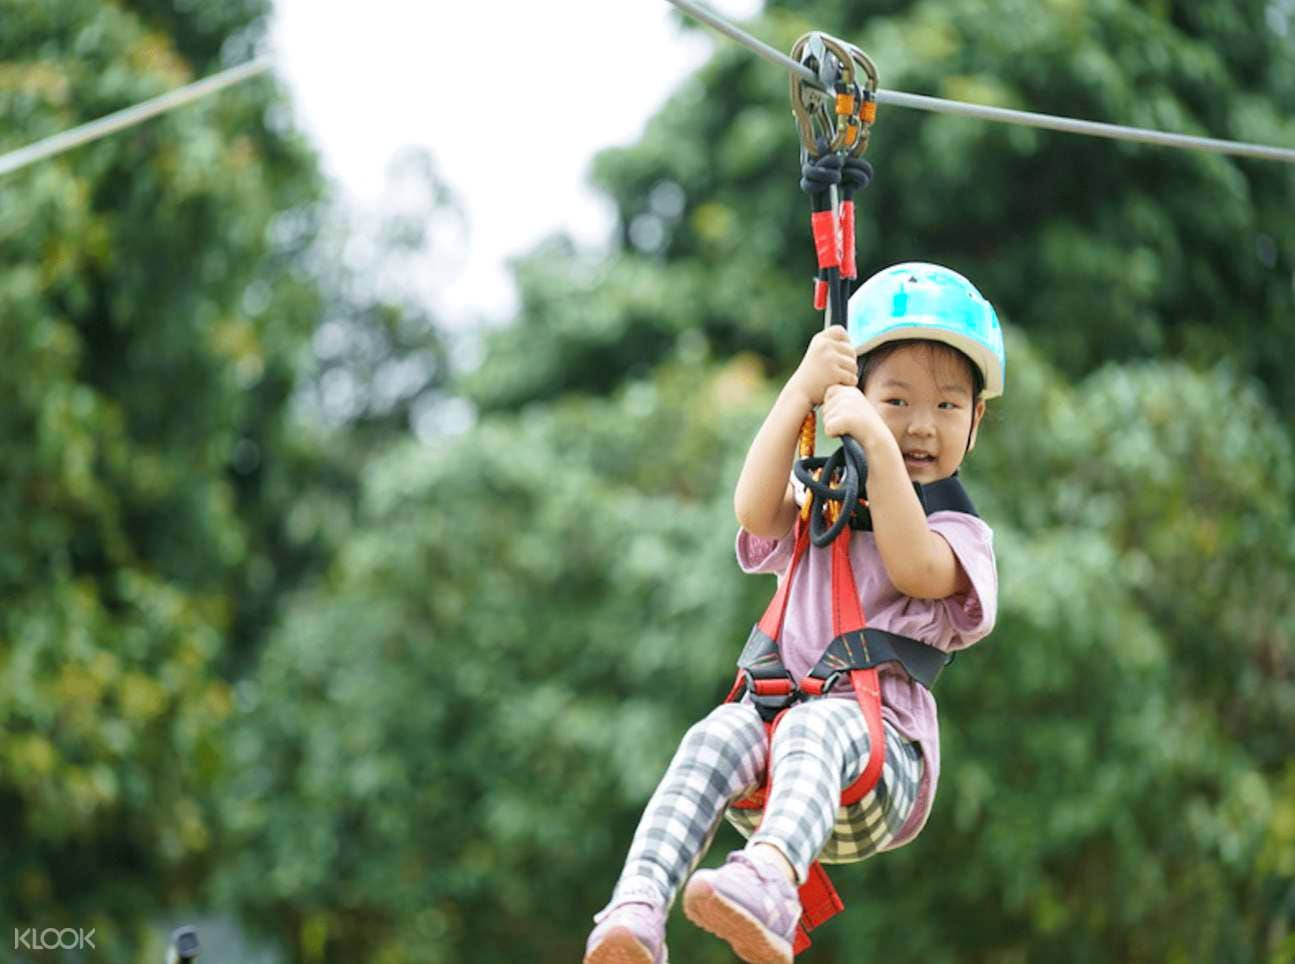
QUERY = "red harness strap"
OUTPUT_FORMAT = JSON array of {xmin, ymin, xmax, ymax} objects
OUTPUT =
[{"xmin": 724, "ymin": 518, "xmax": 886, "ymax": 954}]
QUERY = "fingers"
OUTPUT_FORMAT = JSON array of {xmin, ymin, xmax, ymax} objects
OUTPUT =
[
  {"xmin": 822, "ymin": 383, "xmax": 870, "ymax": 438},
  {"xmin": 822, "ymin": 403, "xmax": 848, "ymax": 437},
  {"xmin": 814, "ymin": 327, "xmax": 858, "ymax": 386},
  {"xmin": 796, "ymin": 327, "xmax": 858, "ymax": 406}
]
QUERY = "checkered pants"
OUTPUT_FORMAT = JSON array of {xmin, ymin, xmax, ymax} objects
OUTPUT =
[{"xmin": 608, "ymin": 698, "xmax": 923, "ymax": 909}]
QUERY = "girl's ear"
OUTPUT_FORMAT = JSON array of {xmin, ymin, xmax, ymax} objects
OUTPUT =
[{"xmin": 966, "ymin": 398, "xmax": 987, "ymax": 452}]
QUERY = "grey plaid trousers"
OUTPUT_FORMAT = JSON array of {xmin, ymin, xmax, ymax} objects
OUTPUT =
[{"xmin": 608, "ymin": 698, "xmax": 923, "ymax": 910}]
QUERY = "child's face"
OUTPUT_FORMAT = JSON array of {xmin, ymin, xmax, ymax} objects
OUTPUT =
[{"xmin": 861, "ymin": 343, "xmax": 986, "ymax": 483}]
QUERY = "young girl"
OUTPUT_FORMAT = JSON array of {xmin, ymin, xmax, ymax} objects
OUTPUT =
[{"xmin": 584, "ymin": 262, "xmax": 1005, "ymax": 964}]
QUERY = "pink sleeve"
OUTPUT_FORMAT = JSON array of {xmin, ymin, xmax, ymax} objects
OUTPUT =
[
  {"xmin": 735, "ymin": 527, "xmax": 795, "ymax": 575},
  {"xmin": 927, "ymin": 511, "xmax": 998, "ymax": 646}
]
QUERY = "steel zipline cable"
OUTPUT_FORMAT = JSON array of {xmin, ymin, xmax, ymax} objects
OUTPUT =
[
  {"xmin": 665, "ymin": 0, "xmax": 1295, "ymax": 165},
  {"xmin": 0, "ymin": 56, "xmax": 272, "ymax": 177},
  {"xmin": 5, "ymin": 9, "xmax": 1293, "ymax": 177}
]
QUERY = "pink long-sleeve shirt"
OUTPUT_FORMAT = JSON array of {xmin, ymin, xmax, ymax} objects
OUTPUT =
[{"xmin": 735, "ymin": 510, "xmax": 998, "ymax": 849}]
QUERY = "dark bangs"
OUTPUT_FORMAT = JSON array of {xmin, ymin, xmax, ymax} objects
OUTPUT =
[{"xmin": 857, "ymin": 338, "xmax": 984, "ymax": 401}]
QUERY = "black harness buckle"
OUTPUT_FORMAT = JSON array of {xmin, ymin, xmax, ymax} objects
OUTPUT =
[{"xmin": 742, "ymin": 670, "xmax": 800, "ymax": 722}]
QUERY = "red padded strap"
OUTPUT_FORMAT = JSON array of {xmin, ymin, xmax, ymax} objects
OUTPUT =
[
  {"xmin": 829, "ymin": 532, "xmax": 886, "ymax": 806},
  {"xmin": 755, "ymin": 520, "xmax": 811, "ymax": 639},
  {"xmin": 799, "ymin": 860, "xmax": 845, "ymax": 927},
  {"xmin": 829, "ymin": 528, "xmax": 865, "ymax": 636},
  {"xmin": 792, "ymin": 861, "xmax": 845, "ymax": 955},
  {"xmin": 732, "ymin": 529, "xmax": 880, "ymax": 953},
  {"xmin": 840, "ymin": 668, "xmax": 886, "ymax": 806}
]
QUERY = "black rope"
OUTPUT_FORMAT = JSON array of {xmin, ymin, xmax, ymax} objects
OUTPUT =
[
  {"xmin": 793, "ymin": 434, "xmax": 869, "ymax": 545},
  {"xmin": 797, "ymin": 148, "xmax": 873, "ymax": 547}
]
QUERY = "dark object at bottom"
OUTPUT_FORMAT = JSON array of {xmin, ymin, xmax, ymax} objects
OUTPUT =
[{"xmin": 167, "ymin": 926, "xmax": 200, "ymax": 963}]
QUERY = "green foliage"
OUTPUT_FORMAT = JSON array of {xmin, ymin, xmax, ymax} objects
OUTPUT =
[
  {"xmin": 1, "ymin": 0, "xmax": 348, "ymax": 955},
  {"xmin": 6, "ymin": 0, "xmax": 1295, "ymax": 961},
  {"xmin": 245, "ymin": 0, "xmax": 1295, "ymax": 959},
  {"xmin": 227, "ymin": 334, "xmax": 1295, "ymax": 962},
  {"xmin": 215, "ymin": 355, "xmax": 777, "ymax": 962},
  {"xmin": 863, "ymin": 343, "xmax": 1295, "ymax": 960},
  {"xmin": 470, "ymin": 0, "xmax": 1295, "ymax": 411}
]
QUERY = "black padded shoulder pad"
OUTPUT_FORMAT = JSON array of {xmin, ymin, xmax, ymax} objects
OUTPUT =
[
  {"xmin": 913, "ymin": 473, "xmax": 978, "ymax": 518},
  {"xmin": 850, "ymin": 473, "xmax": 978, "ymax": 531}
]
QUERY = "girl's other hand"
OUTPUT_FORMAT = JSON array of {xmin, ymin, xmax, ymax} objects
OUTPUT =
[{"xmin": 790, "ymin": 327, "xmax": 858, "ymax": 406}]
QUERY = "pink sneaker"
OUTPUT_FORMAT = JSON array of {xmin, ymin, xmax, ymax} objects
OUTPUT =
[
  {"xmin": 682, "ymin": 851, "xmax": 800, "ymax": 964},
  {"xmin": 583, "ymin": 901, "xmax": 668, "ymax": 964}
]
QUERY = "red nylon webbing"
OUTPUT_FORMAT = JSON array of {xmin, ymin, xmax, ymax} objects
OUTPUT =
[
  {"xmin": 830, "ymin": 531, "xmax": 886, "ymax": 807},
  {"xmin": 829, "ymin": 531, "xmax": 865, "ymax": 636},
  {"xmin": 729, "ymin": 516, "xmax": 888, "ymax": 955},
  {"xmin": 755, "ymin": 520, "xmax": 811, "ymax": 638}
]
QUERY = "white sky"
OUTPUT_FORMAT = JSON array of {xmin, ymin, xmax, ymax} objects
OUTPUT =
[{"xmin": 270, "ymin": 0, "xmax": 762, "ymax": 327}]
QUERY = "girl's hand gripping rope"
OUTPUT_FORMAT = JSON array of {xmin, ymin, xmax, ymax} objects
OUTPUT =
[
  {"xmin": 790, "ymin": 327, "xmax": 858, "ymax": 407},
  {"xmin": 788, "ymin": 328, "xmax": 871, "ymax": 547},
  {"xmin": 821, "ymin": 382, "xmax": 886, "ymax": 443},
  {"xmin": 795, "ymin": 149, "xmax": 876, "ymax": 547}
]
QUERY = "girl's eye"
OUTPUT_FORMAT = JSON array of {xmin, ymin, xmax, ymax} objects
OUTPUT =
[
  {"xmin": 938, "ymin": 401, "xmax": 959, "ymax": 410},
  {"xmin": 884, "ymin": 398, "xmax": 906, "ymax": 407}
]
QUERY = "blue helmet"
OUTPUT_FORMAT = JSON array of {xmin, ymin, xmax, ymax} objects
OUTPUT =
[{"xmin": 847, "ymin": 262, "xmax": 1005, "ymax": 398}]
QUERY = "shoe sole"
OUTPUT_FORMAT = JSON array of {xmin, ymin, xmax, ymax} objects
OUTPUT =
[
  {"xmin": 682, "ymin": 877, "xmax": 792, "ymax": 964},
  {"xmin": 583, "ymin": 926, "xmax": 661, "ymax": 964}
]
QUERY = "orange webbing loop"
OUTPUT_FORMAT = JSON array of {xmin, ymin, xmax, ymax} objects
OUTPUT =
[{"xmin": 798, "ymin": 411, "xmax": 815, "ymax": 459}]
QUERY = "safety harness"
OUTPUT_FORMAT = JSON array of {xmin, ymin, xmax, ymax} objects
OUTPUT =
[{"xmin": 723, "ymin": 476, "xmax": 976, "ymax": 955}]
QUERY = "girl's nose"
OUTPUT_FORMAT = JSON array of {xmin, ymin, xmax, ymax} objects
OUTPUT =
[{"xmin": 906, "ymin": 413, "xmax": 936, "ymax": 437}]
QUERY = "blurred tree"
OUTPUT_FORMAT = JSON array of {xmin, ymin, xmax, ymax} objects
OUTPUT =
[
  {"xmin": 220, "ymin": 341, "xmax": 1295, "ymax": 963},
  {"xmin": 467, "ymin": 0, "xmax": 1295, "ymax": 412},
  {"xmin": 7, "ymin": 0, "xmax": 1292, "ymax": 960},
  {"xmin": 297, "ymin": 147, "xmax": 459, "ymax": 449},
  {"xmin": 0, "ymin": 0, "xmax": 448, "ymax": 957},
  {"xmin": 217, "ymin": 0, "xmax": 1295, "ymax": 961},
  {"xmin": 0, "ymin": 0, "xmax": 321, "ymax": 954},
  {"xmin": 215, "ymin": 352, "xmax": 783, "ymax": 962}
]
